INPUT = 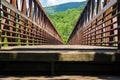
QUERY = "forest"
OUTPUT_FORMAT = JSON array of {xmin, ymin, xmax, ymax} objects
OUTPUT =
[{"xmin": 49, "ymin": 7, "xmax": 83, "ymax": 44}]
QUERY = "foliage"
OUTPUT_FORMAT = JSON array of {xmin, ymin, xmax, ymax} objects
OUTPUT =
[
  {"xmin": 49, "ymin": 7, "xmax": 83, "ymax": 44},
  {"xmin": 3, "ymin": 32, "xmax": 8, "ymax": 46}
]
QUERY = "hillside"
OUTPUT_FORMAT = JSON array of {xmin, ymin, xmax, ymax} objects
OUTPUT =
[
  {"xmin": 49, "ymin": 7, "xmax": 83, "ymax": 44},
  {"xmin": 45, "ymin": 2, "xmax": 86, "ymax": 14}
]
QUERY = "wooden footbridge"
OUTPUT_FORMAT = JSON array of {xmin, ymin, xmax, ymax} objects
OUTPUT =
[{"xmin": 0, "ymin": 0, "xmax": 120, "ymax": 78}]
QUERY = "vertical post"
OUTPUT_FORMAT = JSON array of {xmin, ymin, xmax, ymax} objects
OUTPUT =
[
  {"xmin": 0, "ymin": 0, "xmax": 1, "ymax": 49},
  {"xmin": 51, "ymin": 62, "xmax": 54, "ymax": 76},
  {"xmin": 21, "ymin": 0, "xmax": 26, "ymax": 45},
  {"xmin": 94, "ymin": 19, "xmax": 97, "ymax": 46},
  {"xmin": 28, "ymin": 0, "xmax": 32, "ymax": 46},
  {"xmin": 118, "ymin": 0, "xmax": 120, "ymax": 50},
  {"xmin": 91, "ymin": 0, "xmax": 95, "ymax": 18},
  {"xmin": 10, "ymin": 0, "xmax": 16, "ymax": 46},
  {"xmin": 105, "ymin": 1, "xmax": 111, "ymax": 46},
  {"xmin": 29, "ymin": 0, "xmax": 32, "ymax": 19}
]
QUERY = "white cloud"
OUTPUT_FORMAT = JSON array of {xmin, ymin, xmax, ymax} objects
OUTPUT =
[
  {"xmin": 46, "ymin": 0, "xmax": 86, "ymax": 6},
  {"xmin": 47, "ymin": 0, "xmax": 59, "ymax": 6}
]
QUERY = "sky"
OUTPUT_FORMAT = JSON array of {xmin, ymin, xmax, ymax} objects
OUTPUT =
[{"xmin": 39, "ymin": 0, "xmax": 86, "ymax": 7}]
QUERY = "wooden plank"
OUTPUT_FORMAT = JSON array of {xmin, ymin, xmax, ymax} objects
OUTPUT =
[{"xmin": 0, "ymin": 45, "xmax": 118, "ymax": 62}]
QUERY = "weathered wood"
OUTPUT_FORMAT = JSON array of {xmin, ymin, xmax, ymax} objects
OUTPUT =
[{"xmin": 0, "ymin": 45, "xmax": 118, "ymax": 62}]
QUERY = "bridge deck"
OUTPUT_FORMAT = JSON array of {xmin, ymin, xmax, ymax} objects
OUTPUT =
[
  {"xmin": 0, "ymin": 45, "xmax": 119, "ymax": 62},
  {"xmin": 0, "ymin": 45, "xmax": 120, "ymax": 76},
  {"xmin": 1, "ymin": 45, "xmax": 117, "ymax": 50}
]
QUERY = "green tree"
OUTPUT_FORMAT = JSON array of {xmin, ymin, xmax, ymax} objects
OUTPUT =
[{"xmin": 49, "ymin": 7, "xmax": 83, "ymax": 44}]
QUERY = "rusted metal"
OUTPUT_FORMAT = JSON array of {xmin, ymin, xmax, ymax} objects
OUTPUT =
[
  {"xmin": 118, "ymin": 0, "xmax": 120, "ymax": 49},
  {"xmin": 68, "ymin": 0, "xmax": 119, "ymax": 49},
  {"xmin": 0, "ymin": 0, "xmax": 63, "ymax": 48},
  {"xmin": 0, "ymin": 0, "xmax": 1, "ymax": 48}
]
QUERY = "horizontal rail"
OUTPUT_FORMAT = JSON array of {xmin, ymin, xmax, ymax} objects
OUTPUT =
[
  {"xmin": 68, "ymin": 0, "xmax": 120, "ymax": 50},
  {"xmin": 0, "ymin": 0, "xmax": 63, "ymax": 48}
]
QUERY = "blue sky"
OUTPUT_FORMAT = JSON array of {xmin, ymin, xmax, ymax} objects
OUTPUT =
[{"xmin": 39, "ymin": 0, "xmax": 86, "ymax": 7}]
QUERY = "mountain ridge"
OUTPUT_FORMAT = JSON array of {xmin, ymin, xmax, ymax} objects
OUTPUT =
[{"xmin": 45, "ymin": 2, "xmax": 86, "ymax": 14}]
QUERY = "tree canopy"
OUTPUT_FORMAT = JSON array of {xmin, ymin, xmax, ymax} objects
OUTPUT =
[{"xmin": 49, "ymin": 7, "xmax": 83, "ymax": 44}]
